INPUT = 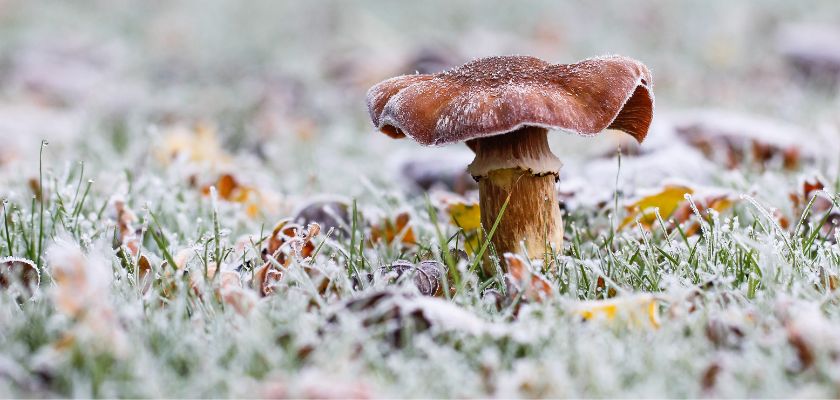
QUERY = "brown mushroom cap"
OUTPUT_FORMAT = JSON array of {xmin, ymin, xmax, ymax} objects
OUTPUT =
[{"xmin": 367, "ymin": 55, "xmax": 654, "ymax": 146}]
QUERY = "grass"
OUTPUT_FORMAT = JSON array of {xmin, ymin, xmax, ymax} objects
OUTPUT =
[{"xmin": 1, "ymin": 131, "xmax": 839, "ymax": 397}]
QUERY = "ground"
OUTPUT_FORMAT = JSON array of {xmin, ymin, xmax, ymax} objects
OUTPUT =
[{"xmin": 1, "ymin": 1, "xmax": 840, "ymax": 397}]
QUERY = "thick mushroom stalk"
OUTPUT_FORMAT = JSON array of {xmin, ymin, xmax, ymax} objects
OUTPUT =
[
  {"xmin": 467, "ymin": 127, "xmax": 563, "ymax": 257},
  {"xmin": 366, "ymin": 55, "xmax": 654, "ymax": 268}
]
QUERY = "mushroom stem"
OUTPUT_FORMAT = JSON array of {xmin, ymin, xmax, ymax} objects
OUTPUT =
[{"xmin": 467, "ymin": 127, "xmax": 563, "ymax": 264}]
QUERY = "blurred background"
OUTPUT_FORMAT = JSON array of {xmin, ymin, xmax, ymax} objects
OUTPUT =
[{"xmin": 1, "ymin": 0, "xmax": 839, "ymax": 199}]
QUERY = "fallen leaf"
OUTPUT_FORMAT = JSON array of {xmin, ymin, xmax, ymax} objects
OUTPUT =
[
  {"xmin": 818, "ymin": 268, "xmax": 839, "ymax": 292},
  {"xmin": 326, "ymin": 290, "xmax": 487, "ymax": 347},
  {"xmin": 155, "ymin": 121, "xmax": 230, "ymax": 165},
  {"xmin": 370, "ymin": 211, "xmax": 416, "ymax": 246},
  {"xmin": 379, "ymin": 260, "xmax": 446, "ymax": 296},
  {"xmin": 46, "ymin": 239, "xmax": 127, "ymax": 354},
  {"xmin": 674, "ymin": 111, "xmax": 814, "ymax": 171},
  {"xmin": 264, "ymin": 219, "xmax": 318, "ymax": 265},
  {"xmin": 596, "ymin": 276, "xmax": 618, "ymax": 298},
  {"xmin": 137, "ymin": 254, "xmax": 152, "ymax": 294},
  {"xmin": 255, "ymin": 220, "xmax": 321, "ymax": 296},
  {"xmin": 253, "ymin": 262, "xmax": 283, "ymax": 297},
  {"xmin": 700, "ymin": 361, "xmax": 722, "ymax": 392},
  {"xmin": 0, "ymin": 256, "xmax": 40, "ymax": 297},
  {"xmin": 110, "ymin": 197, "xmax": 140, "ymax": 256},
  {"xmin": 201, "ymin": 174, "xmax": 265, "ymax": 218},
  {"xmin": 572, "ymin": 294, "xmax": 660, "ymax": 329},
  {"xmin": 621, "ymin": 184, "xmax": 736, "ymax": 235},
  {"xmin": 788, "ymin": 176, "xmax": 837, "ymax": 241},
  {"xmin": 504, "ymin": 253, "xmax": 552, "ymax": 302},
  {"xmin": 446, "ymin": 199, "xmax": 483, "ymax": 255},
  {"xmin": 671, "ymin": 194, "xmax": 735, "ymax": 236},
  {"xmin": 620, "ymin": 184, "xmax": 694, "ymax": 230},
  {"xmin": 293, "ymin": 198, "xmax": 350, "ymax": 237},
  {"xmin": 219, "ymin": 270, "xmax": 256, "ymax": 315}
]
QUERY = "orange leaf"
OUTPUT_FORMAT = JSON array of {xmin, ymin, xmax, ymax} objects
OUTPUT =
[
  {"xmin": 201, "ymin": 173, "xmax": 264, "ymax": 218},
  {"xmin": 504, "ymin": 253, "xmax": 552, "ymax": 302},
  {"xmin": 370, "ymin": 211, "xmax": 417, "ymax": 246}
]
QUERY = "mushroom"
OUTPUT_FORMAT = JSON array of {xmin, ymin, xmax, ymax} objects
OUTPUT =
[{"xmin": 367, "ymin": 55, "xmax": 654, "ymax": 261}]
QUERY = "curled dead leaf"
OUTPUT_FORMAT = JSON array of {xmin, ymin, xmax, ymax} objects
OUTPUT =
[
  {"xmin": 263, "ymin": 219, "xmax": 319, "ymax": 266},
  {"xmin": 137, "ymin": 254, "xmax": 152, "ymax": 294},
  {"xmin": 254, "ymin": 220, "xmax": 323, "ymax": 297},
  {"xmin": 0, "ymin": 257, "xmax": 40, "ymax": 298},
  {"xmin": 293, "ymin": 198, "xmax": 350, "ymax": 237},
  {"xmin": 789, "ymin": 176, "xmax": 837, "ymax": 241},
  {"xmin": 201, "ymin": 173, "xmax": 265, "ymax": 218},
  {"xmin": 325, "ymin": 290, "xmax": 485, "ymax": 348},
  {"xmin": 370, "ymin": 211, "xmax": 416, "ymax": 246},
  {"xmin": 379, "ymin": 260, "xmax": 446, "ymax": 296},
  {"xmin": 110, "ymin": 197, "xmax": 140, "ymax": 256},
  {"xmin": 504, "ymin": 253, "xmax": 553, "ymax": 302},
  {"xmin": 253, "ymin": 262, "xmax": 283, "ymax": 297},
  {"xmin": 219, "ymin": 270, "xmax": 256, "ymax": 315},
  {"xmin": 700, "ymin": 361, "xmax": 722, "ymax": 393},
  {"xmin": 671, "ymin": 194, "xmax": 735, "ymax": 236}
]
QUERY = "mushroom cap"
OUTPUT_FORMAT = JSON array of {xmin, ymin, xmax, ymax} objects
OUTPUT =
[{"xmin": 367, "ymin": 55, "xmax": 654, "ymax": 146}]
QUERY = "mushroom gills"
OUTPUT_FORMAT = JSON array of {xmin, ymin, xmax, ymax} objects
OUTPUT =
[{"xmin": 467, "ymin": 126, "xmax": 564, "ymax": 262}]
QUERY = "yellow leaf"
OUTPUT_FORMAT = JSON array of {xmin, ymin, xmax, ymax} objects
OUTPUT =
[
  {"xmin": 573, "ymin": 294, "xmax": 660, "ymax": 328},
  {"xmin": 156, "ymin": 122, "xmax": 231, "ymax": 165},
  {"xmin": 620, "ymin": 185, "xmax": 694, "ymax": 230},
  {"xmin": 448, "ymin": 201, "xmax": 481, "ymax": 231},
  {"xmin": 446, "ymin": 200, "xmax": 483, "ymax": 255}
]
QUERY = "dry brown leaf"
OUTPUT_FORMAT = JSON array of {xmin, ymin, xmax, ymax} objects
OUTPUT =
[
  {"xmin": 788, "ymin": 176, "xmax": 837, "ymax": 240},
  {"xmin": 111, "ymin": 198, "xmax": 140, "ymax": 256},
  {"xmin": 379, "ymin": 260, "xmax": 446, "ymax": 296},
  {"xmin": 264, "ymin": 219, "xmax": 318, "ymax": 266},
  {"xmin": 370, "ymin": 211, "xmax": 416, "ymax": 246},
  {"xmin": 219, "ymin": 270, "xmax": 255, "ymax": 315},
  {"xmin": 254, "ymin": 220, "xmax": 321, "ymax": 297},
  {"xmin": 0, "ymin": 257, "xmax": 40, "ymax": 297},
  {"xmin": 671, "ymin": 194, "xmax": 735, "ymax": 236},
  {"xmin": 253, "ymin": 262, "xmax": 283, "ymax": 297},
  {"xmin": 137, "ymin": 254, "xmax": 152, "ymax": 294},
  {"xmin": 201, "ymin": 174, "xmax": 263, "ymax": 218},
  {"xmin": 504, "ymin": 253, "xmax": 553, "ymax": 302},
  {"xmin": 676, "ymin": 116, "xmax": 811, "ymax": 171}
]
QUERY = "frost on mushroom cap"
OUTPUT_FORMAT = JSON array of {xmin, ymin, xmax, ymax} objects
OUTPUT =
[{"xmin": 367, "ymin": 55, "xmax": 654, "ymax": 146}]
